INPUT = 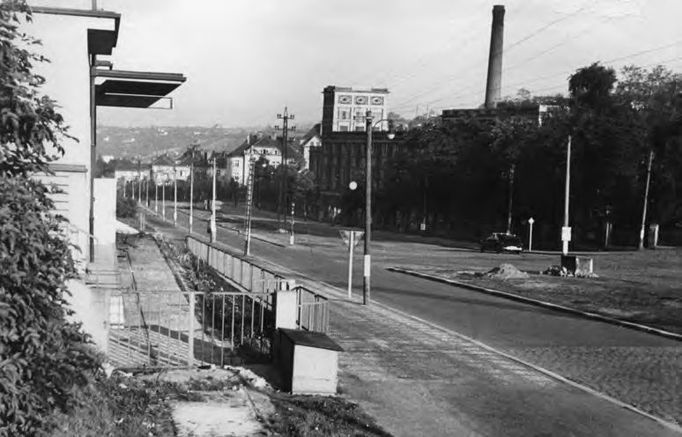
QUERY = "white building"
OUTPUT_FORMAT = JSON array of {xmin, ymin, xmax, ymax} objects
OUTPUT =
[
  {"xmin": 321, "ymin": 86, "xmax": 389, "ymax": 133},
  {"xmin": 226, "ymin": 134, "xmax": 298, "ymax": 185}
]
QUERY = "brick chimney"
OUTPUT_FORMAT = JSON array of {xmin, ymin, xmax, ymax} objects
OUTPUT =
[{"xmin": 484, "ymin": 5, "xmax": 505, "ymax": 109}]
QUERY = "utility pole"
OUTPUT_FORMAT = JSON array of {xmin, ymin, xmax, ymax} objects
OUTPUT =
[
  {"xmin": 189, "ymin": 149, "xmax": 194, "ymax": 233},
  {"xmin": 244, "ymin": 156, "xmax": 256, "ymax": 256},
  {"xmin": 364, "ymin": 110, "xmax": 374, "ymax": 305},
  {"xmin": 145, "ymin": 177, "xmax": 149, "ymax": 206},
  {"xmin": 506, "ymin": 163, "xmax": 515, "ymax": 234},
  {"xmin": 638, "ymin": 150, "xmax": 654, "ymax": 250},
  {"xmin": 137, "ymin": 159, "xmax": 142, "ymax": 203},
  {"xmin": 276, "ymin": 107, "xmax": 295, "ymax": 228},
  {"xmin": 210, "ymin": 156, "xmax": 217, "ymax": 243},
  {"xmin": 562, "ymin": 135, "xmax": 572, "ymax": 255},
  {"xmin": 154, "ymin": 181, "xmax": 158, "ymax": 213},
  {"xmin": 173, "ymin": 164, "xmax": 178, "ymax": 226},
  {"xmin": 162, "ymin": 177, "xmax": 166, "ymax": 220}
]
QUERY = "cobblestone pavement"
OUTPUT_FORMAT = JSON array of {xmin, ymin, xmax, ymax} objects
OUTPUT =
[
  {"xmin": 325, "ymin": 297, "xmax": 681, "ymax": 437},
  {"xmin": 509, "ymin": 346, "xmax": 682, "ymax": 424}
]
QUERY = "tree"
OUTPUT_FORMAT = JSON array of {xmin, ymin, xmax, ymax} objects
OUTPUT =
[
  {"xmin": 616, "ymin": 65, "xmax": 682, "ymax": 231},
  {"xmin": 1, "ymin": 2, "xmax": 100, "ymax": 434}
]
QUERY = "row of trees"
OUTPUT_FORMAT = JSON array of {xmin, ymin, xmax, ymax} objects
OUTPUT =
[{"xmin": 340, "ymin": 63, "xmax": 682, "ymax": 248}]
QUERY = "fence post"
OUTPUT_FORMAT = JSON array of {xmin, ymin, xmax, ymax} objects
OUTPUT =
[{"xmin": 188, "ymin": 291, "xmax": 195, "ymax": 367}]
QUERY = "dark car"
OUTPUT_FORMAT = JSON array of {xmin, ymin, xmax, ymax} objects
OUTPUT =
[{"xmin": 480, "ymin": 233, "xmax": 523, "ymax": 254}]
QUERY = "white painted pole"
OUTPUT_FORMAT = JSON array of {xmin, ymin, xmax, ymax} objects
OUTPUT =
[
  {"xmin": 347, "ymin": 232, "xmax": 354, "ymax": 299},
  {"xmin": 173, "ymin": 166, "xmax": 178, "ymax": 226},
  {"xmin": 189, "ymin": 160, "xmax": 194, "ymax": 233},
  {"xmin": 210, "ymin": 157, "xmax": 217, "ymax": 242},
  {"xmin": 562, "ymin": 135, "xmax": 571, "ymax": 255},
  {"xmin": 162, "ymin": 179, "xmax": 166, "ymax": 220}
]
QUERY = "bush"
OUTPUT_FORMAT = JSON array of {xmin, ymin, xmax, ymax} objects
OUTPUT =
[
  {"xmin": 0, "ymin": 176, "xmax": 101, "ymax": 436},
  {"xmin": 117, "ymin": 196, "xmax": 138, "ymax": 218}
]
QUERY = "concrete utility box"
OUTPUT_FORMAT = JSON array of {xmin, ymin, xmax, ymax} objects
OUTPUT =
[
  {"xmin": 561, "ymin": 255, "xmax": 594, "ymax": 276},
  {"xmin": 277, "ymin": 328, "xmax": 343, "ymax": 395}
]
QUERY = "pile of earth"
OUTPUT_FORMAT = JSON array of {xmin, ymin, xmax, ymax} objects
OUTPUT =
[{"xmin": 485, "ymin": 264, "xmax": 529, "ymax": 279}]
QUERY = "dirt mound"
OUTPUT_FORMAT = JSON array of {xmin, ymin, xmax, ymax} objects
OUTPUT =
[{"xmin": 485, "ymin": 264, "xmax": 529, "ymax": 280}]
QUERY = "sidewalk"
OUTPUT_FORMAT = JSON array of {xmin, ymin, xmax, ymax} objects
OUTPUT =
[{"xmin": 144, "ymin": 212, "xmax": 681, "ymax": 436}]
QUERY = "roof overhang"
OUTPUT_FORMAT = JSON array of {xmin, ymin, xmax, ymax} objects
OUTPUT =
[
  {"xmin": 31, "ymin": 7, "xmax": 121, "ymax": 55},
  {"xmin": 94, "ymin": 69, "xmax": 186, "ymax": 109}
]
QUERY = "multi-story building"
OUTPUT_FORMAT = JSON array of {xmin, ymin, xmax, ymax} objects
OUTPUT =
[
  {"xmin": 226, "ymin": 134, "xmax": 299, "ymax": 185},
  {"xmin": 321, "ymin": 86, "xmax": 389, "ymax": 133},
  {"xmin": 311, "ymin": 86, "xmax": 402, "ymax": 219}
]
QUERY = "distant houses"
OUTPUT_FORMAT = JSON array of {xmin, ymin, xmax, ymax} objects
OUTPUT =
[
  {"xmin": 108, "ymin": 126, "xmax": 321, "ymax": 189},
  {"xmin": 226, "ymin": 133, "xmax": 301, "ymax": 185}
]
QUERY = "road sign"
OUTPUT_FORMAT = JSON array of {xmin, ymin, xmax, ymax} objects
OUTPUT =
[
  {"xmin": 528, "ymin": 217, "xmax": 535, "ymax": 225},
  {"xmin": 340, "ymin": 230, "xmax": 363, "ymax": 248}
]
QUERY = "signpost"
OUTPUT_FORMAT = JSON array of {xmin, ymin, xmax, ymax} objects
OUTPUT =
[{"xmin": 340, "ymin": 229, "xmax": 363, "ymax": 299}]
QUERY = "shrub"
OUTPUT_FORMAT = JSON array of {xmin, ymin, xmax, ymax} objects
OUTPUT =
[
  {"xmin": 117, "ymin": 196, "xmax": 138, "ymax": 218},
  {"xmin": 0, "ymin": 176, "xmax": 101, "ymax": 436}
]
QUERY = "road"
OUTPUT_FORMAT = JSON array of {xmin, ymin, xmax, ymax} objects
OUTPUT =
[{"xmin": 148, "ymin": 203, "xmax": 682, "ymax": 432}]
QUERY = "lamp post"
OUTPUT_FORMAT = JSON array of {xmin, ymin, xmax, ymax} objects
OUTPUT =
[
  {"xmin": 363, "ymin": 110, "xmax": 395, "ymax": 305},
  {"xmin": 154, "ymin": 181, "xmax": 158, "ymax": 213},
  {"xmin": 561, "ymin": 135, "xmax": 572, "ymax": 255}
]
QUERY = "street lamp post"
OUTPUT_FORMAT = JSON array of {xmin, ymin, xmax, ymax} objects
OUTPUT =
[
  {"xmin": 363, "ymin": 111, "xmax": 395, "ymax": 305},
  {"xmin": 562, "ymin": 135, "xmax": 572, "ymax": 255}
]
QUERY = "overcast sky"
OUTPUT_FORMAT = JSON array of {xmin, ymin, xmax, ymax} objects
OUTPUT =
[{"xmin": 35, "ymin": 0, "xmax": 682, "ymax": 127}]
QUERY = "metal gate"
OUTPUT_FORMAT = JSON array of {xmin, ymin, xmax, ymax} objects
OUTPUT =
[{"xmin": 108, "ymin": 289, "xmax": 274, "ymax": 370}]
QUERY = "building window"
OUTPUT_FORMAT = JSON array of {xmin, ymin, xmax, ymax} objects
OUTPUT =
[
  {"xmin": 339, "ymin": 124, "xmax": 349, "ymax": 132},
  {"xmin": 354, "ymin": 126, "xmax": 365, "ymax": 132}
]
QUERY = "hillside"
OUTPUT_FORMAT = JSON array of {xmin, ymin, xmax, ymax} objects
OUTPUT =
[{"xmin": 97, "ymin": 124, "xmax": 315, "ymax": 160}]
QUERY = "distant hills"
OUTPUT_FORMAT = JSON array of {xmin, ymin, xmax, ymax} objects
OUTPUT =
[{"xmin": 96, "ymin": 124, "xmax": 314, "ymax": 160}]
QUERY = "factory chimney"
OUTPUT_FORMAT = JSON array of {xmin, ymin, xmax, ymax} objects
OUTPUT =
[{"xmin": 484, "ymin": 5, "xmax": 505, "ymax": 109}]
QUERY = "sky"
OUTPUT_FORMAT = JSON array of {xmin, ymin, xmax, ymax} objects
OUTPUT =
[{"xmin": 34, "ymin": 0, "xmax": 682, "ymax": 128}]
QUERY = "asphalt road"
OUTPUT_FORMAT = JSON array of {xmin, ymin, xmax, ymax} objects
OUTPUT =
[{"xmin": 150, "ymin": 204, "xmax": 682, "ymax": 431}]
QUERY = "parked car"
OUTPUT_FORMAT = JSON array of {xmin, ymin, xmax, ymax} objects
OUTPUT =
[{"xmin": 480, "ymin": 233, "xmax": 523, "ymax": 254}]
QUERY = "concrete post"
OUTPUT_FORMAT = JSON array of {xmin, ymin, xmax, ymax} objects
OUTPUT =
[{"xmin": 275, "ymin": 290, "xmax": 298, "ymax": 330}]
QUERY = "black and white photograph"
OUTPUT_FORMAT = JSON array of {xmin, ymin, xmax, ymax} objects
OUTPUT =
[{"xmin": 1, "ymin": 0, "xmax": 681, "ymax": 435}]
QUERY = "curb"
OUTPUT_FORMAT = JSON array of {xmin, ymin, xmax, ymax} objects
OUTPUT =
[
  {"xmin": 388, "ymin": 267, "xmax": 682, "ymax": 343},
  {"xmin": 239, "ymin": 259, "xmax": 682, "ymax": 434}
]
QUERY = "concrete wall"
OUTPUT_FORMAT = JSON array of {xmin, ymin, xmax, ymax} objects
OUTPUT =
[
  {"xmin": 94, "ymin": 178, "xmax": 117, "ymax": 245},
  {"xmin": 23, "ymin": 9, "xmax": 117, "ymax": 262}
]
